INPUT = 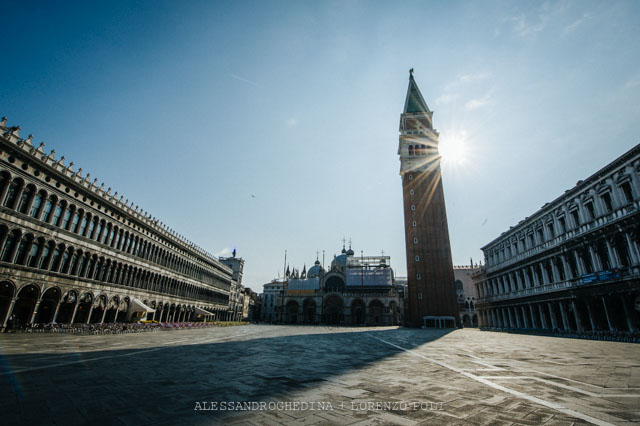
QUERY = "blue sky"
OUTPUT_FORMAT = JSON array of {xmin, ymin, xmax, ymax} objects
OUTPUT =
[{"xmin": 2, "ymin": 1, "xmax": 639, "ymax": 291}]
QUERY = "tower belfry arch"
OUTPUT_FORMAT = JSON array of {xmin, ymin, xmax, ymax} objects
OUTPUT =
[{"xmin": 398, "ymin": 69, "xmax": 459, "ymax": 328}]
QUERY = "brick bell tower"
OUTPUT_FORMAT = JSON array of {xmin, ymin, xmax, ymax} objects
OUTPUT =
[{"xmin": 398, "ymin": 69, "xmax": 459, "ymax": 328}]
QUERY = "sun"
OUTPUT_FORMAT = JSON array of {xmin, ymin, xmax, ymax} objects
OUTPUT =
[{"xmin": 438, "ymin": 129, "xmax": 469, "ymax": 168}]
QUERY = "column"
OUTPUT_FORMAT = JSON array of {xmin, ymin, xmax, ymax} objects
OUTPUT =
[
  {"xmin": 589, "ymin": 246, "xmax": 601, "ymax": 271},
  {"xmin": 619, "ymin": 294, "xmax": 636, "ymax": 332},
  {"xmin": 548, "ymin": 303, "xmax": 558, "ymax": 330},
  {"xmin": 52, "ymin": 302, "xmax": 62, "ymax": 324},
  {"xmin": 531, "ymin": 266, "xmax": 540, "ymax": 286},
  {"xmin": 86, "ymin": 305, "xmax": 94, "ymax": 324},
  {"xmin": 515, "ymin": 271, "xmax": 524, "ymax": 290},
  {"xmin": 521, "ymin": 305, "xmax": 529, "ymax": 328},
  {"xmin": 584, "ymin": 299, "xmax": 596, "ymax": 331},
  {"xmin": 30, "ymin": 301, "xmax": 41, "ymax": 324},
  {"xmin": 100, "ymin": 307, "xmax": 108, "ymax": 324},
  {"xmin": 523, "ymin": 269, "xmax": 532, "ymax": 288},
  {"xmin": 539, "ymin": 304, "xmax": 548, "ymax": 329},
  {"xmin": 539, "ymin": 263, "xmax": 549, "ymax": 285},
  {"xmin": 550, "ymin": 260, "xmax": 561, "ymax": 282},
  {"xmin": 605, "ymin": 239, "xmax": 619, "ymax": 268},
  {"xmin": 571, "ymin": 300, "xmax": 584, "ymax": 332},
  {"xmin": 2, "ymin": 299, "xmax": 17, "ymax": 330},
  {"xmin": 601, "ymin": 296, "xmax": 614, "ymax": 331},
  {"xmin": 514, "ymin": 306, "xmax": 522, "ymax": 328},
  {"xmin": 528, "ymin": 304, "xmax": 537, "ymax": 329},
  {"xmin": 69, "ymin": 303, "xmax": 80, "ymax": 324},
  {"xmin": 561, "ymin": 255, "xmax": 572, "ymax": 279},
  {"xmin": 558, "ymin": 301, "xmax": 570, "ymax": 330},
  {"xmin": 625, "ymin": 233, "xmax": 639, "ymax": 264},
  {"xmin": 507, "ymin": 307, "xmax": 515, "ymax": 328},
  {"xmin": 574, "ymin": 250, "xmax": 586, "ymax": 275}
]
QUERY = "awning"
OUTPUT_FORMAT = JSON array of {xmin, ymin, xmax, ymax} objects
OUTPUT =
[
  {"xmin": 130, "ymin": 298, "xmax": 156, "ymax": 313},
  {"xmin": 195, "ymin": 307, "xmax": 215, "ymax": 316}
]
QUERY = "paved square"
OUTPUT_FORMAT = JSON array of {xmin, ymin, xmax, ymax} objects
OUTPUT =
[{"xmin": 1, "ymin": 325, "xmax": 638, "ymax": 425}]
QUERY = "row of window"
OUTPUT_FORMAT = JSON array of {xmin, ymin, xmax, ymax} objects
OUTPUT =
[
  {"xmin": 0, "ymin": 171, "xmax": 227, "ymax": 287},
  {"xmin": 0, "ymin": 226, "xmax": 229, "ymax": 306},
  {"xmin": 478, "ymin": 233, "xmax": 635, "ymax": 298},
  {"xmin": 488, "ymin": 179, "xmax": 636, "ymax": 266}
]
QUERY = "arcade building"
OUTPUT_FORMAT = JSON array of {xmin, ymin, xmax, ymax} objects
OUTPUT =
[{"xmin": 0, "ymin": 117, "xmax": 235, "ymax": 329}]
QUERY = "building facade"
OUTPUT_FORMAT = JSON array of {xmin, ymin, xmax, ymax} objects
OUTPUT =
[
  {"xmin": 398, "ymin": 71, "xmax": 459, "ymax": 328},
  {"xmin": 454, "ymin": 265, "xmax": 478, "ymax": 327},
  {"xmin": 219, "ymin": 253, "xmax": 245, "ymax": 321},
  {"xmin": 260, "ymin": 280, "xmax": 284, "ymax": 322},
  {"xmin": 267, "ymin": 245, "xmax": 404, "ymax": 326},
  {"xmin": 0, "ymin": 117, "xmax": 234, "ymax": 329},
  {"xmin": 474, "ymin": 144, "xmax": 640, "ymax": 336}
]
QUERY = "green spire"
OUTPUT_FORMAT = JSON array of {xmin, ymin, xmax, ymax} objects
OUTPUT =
[{"xmin": 404, "ymin": 70, "xmax": 431, "ymax": 114}]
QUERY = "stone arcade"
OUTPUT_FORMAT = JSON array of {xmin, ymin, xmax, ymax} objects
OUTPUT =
[{"xmin": 0, "ymin": 117, "xmax": 236, "ymax": 329}]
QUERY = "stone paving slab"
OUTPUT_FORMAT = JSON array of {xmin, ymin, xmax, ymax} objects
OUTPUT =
[{"xmin": 1, "ymin": 325, "xmax": 639, "ymax": 425}]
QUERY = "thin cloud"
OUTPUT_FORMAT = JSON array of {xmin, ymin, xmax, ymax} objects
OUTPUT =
[
  {"xmin": 215, "ymin": 247, "xmax": 232, "ymax": 257},
  {"xmin": 562, "ymin": 13, "xmax": 592, "ymax": 36},
  {"xmin": 230, "ymin": 74, "xmax": 260, "ymax": 87},
  {"xmin": 465, "ymin": 95, "xmax": 493, "ymax": 111},
  {"xmin": 435, "ymin": 93, "xmax": 459, "ymax": 105},
  {"xmin": 444, "ymin": 72, "xmax": 491, "ymax": 92},
  {"xmin": 286, "ymin": 117, "xmax": 297, "ymax": 127}
]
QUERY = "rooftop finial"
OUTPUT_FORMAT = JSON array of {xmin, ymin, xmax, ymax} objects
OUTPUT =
[{"xmin": 409, "ymin": 68, "xmax": 414, "ymax": 77}]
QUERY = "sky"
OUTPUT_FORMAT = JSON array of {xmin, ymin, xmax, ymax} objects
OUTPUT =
[{"xmin": 2, "ymin": 0, "xmax": 640, "ymax": 292}]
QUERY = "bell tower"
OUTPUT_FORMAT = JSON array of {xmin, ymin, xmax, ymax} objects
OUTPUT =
[{"xmin": 398, "ymin": 69, "xmax": 459, "ymax": 327}]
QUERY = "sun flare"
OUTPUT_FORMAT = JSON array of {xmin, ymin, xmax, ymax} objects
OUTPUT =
[{"xmin": 439, "ymin": 129, "xmax": 469, "ymax": 168}]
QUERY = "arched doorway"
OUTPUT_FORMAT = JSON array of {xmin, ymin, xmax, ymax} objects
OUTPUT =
[
  {"xmin": 154, "ymin": 303, "xmax": 163, "ymax": 321},
  {"xmin": 302, "ymin": 298, "xmax": 316, "ymax": 323},
  {"xmin": 368, "ymin": 300, "xmax": 384, "ymax": 325},
  {"xmin": 13, "ymin": 284, "xmax": 39, "ymax": 326},
  {"xmin": 324, "ymin": 295, "xmax": 343, "ymax": 325},
  {"xmin": 90, "ymin": 294, "xmax": 107, "ymax": 323},
  {"xmin": 0, "ymin": 281, "xmax": 15, "ymax": 327},
  {"xmin": 104, "ymin": 296, "xmax": 119, "ymax": 323},
  {"xmin": 286, "ymin": 300, "xmax": 299, "ymax": 324},
  {"xmin": 74, "ymin": 293, "xmax": 93, "ymax": 323},
  {"xmin": 351, "ymin": 299, "xmax": 366, "ymax": 325},
  {"xmin": 116, "ymin": 297, "xmax": 129, "ymax": 322},
  {"xmin": 56, "ymin": 290, "xmax": 78, "ymax": 324},
  {"xmin": 463, "ymin": 314, "xmax": 471, "ymax": 327},
  {"xmin": 35, "ymin": 287, "xmax": 61, "ymax": 324}
]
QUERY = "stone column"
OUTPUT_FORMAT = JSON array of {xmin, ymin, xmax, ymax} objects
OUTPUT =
[
  {"xmin": 69, "ymin": 303, "xmax": 80, "ymax": 324},
  {"xmin": 100, "ymin": 307, "xmax": 108, "ymax": 324},
  {"xmin": 86, "ymin": 305, "xmax": 94, "ymax": 324},
  {"xmin": 550, "ymin": 260, "xmax": 561, "ymax": 282},
  {"xmin": 528, "ymin": 304, "xmax": 537, "ymax": 329},
  {"xmin": 625, "ymin": 233, "xmax": 639, "ymax": 264},
  {"xmin": 514, "ymin": 306, "xmax": 522, "ymax": 328},
  {"xmin": 601, "ymin": 296, "xmax": 614, "ymax": 331},
  {"xmin": 571, "ymin": 300, "xmax": 583, "ymax": 332},
  {"xmin": 507, "ymin": 307, "xmax": 515, "ymax": 328},
  {"xmin": 539, "ymin": 304, "xmax": 548, "ymax": 329},
  {"xmin": 605, "ymin": 239, "xmax": 619, "ymax": 269},
  {"xmin": 2, "ymin": 298, "xmax": 17, "ymax": 330},
  {"xmin": 523, "ymin": 269, "xmax": 532, "ymax": 288},
  {"xmin": 521, "ymin": 305, "xmax": 529, "ymax": 328},
  {"xmin": 516, "ymin": 271, "xmax": 524, "ymax": 290},
  {"xmin": 30, "ymin": 301, "xmax": 41, "ymax": 324},
  {"xmin": 619, "ymin": 295, "xmax": 636, "ymax": 332},
  {"xmin": 561, "ymin": 255, "xmax": 572, "ymax": 279},
  {"xmin": 548, "ymin": 303, "xmax": 558, "ymax": 330},
  {"xmin": 539, "ymin": 263, "xmax": 549, "ymax": 285},
  {"xmin": 558, "ymin": 301, "xmax": 570, "ymax": 330},
  {"xmin": 574, "ymin": 250, "xmax": 586, "ymax": 275},
  {"xmin": 52, "ymin": 302, "xmax": 62, "ymax": 324},
  {"xmin": 589, "ymin": 246, "xmax": 601, "ymax": 271}
]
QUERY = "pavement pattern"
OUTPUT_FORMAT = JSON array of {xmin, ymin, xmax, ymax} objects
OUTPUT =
[{"xmin": 0, "ymin": 325, "xmax": 639, "ymax": 426}]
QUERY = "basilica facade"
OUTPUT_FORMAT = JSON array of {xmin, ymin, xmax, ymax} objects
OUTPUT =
[
  {"xmin": 0, "ymin": 117, "xmax": 234, "ymax": 329},
  {"xmin": 270, "ymin": 245, "xmax": 404, "ymax": 326}
]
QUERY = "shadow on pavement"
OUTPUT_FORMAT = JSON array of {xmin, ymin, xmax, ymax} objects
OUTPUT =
[{"xmin": 0, "ymin": 326, "xmax": 453, "ymax": 425}]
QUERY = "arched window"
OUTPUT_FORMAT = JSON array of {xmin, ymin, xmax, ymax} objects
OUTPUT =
[
  {"xmin": 3, "ymin": 180, "xmax": 20, "ymax": 209},
  {"xmin": 29, "ymin": 192, "xmax": 43, "ymax": 218},
  {"xmin": 408, "ymin": 145, "xmax": 415, "ymax": 156},
  {"xmin": 49, "ymin": 247, "xmax": 62, "ymax": 272},
  {"xmin": 78, "ymin": 216, "xmax": 88, "ymax": 236},
  {"xmin": 38, "ymin": 244, "xmax": 51, "ymax": 269},
  {"xmin": 18, "ymin": 186, "xmax": 34, "ymax": 214},
  {"xmin": 1, "ymin": 231, "xmax": 18, "ymax": 262},
  {"xmin": 87, "ymin": 217, "xmax": 96, "ymax": 239},
  {"xmin": 27, "ymin": 240, "xmax": 40, "ymax": 267},
  {"xmin": 41, "ymin": 197, "xmax": 53, "ymax": 222},
  {"xmin": 60, "ymin": 249, "xmax": 71, "ymax": 273},
  {"xmin": 61, "ymin": 205, "xmax": 72, "ymax": 229},
  {"xmin": 14, "ymin": 235, "xmax": 30, "ymax": 265},
  {"xmin": 70, "ymin": 212, "xmax": 80, "ymax": 233},
  {"xmin": 51, "ymin": 203, "xmax": 63, "ymax": 226}
]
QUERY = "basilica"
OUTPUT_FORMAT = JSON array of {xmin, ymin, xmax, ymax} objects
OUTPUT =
[{"xmin": 262, "ymin": 244, "xmax": 405, "ymax": 326}]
